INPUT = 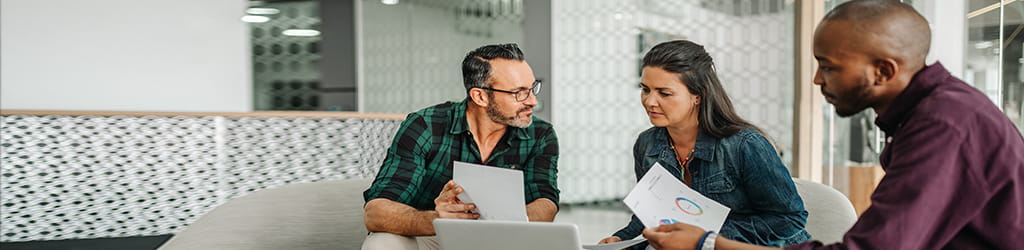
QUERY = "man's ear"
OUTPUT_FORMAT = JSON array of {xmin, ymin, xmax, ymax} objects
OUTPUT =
[
  {"xmin": 875, "ymin": 58, "xmax": 898, "ymax": 86},
  {"xmin": 469, "ymin": 88, "xmax": 490, "ymax": 107}
]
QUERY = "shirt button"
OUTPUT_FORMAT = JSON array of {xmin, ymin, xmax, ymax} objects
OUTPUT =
[{"xmin": 886, "ymin": 137, "xmax": 893, "ymax": 143}]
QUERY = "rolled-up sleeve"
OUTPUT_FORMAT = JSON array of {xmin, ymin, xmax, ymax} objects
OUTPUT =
[{"xmin": 363, "ymin": 113, "xmax": 430, "ymax": 205}]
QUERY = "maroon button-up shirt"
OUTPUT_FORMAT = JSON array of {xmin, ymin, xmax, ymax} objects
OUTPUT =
[{"xmin": 789, "ymin": 62, "xmax": 1024, "ymax": 249}]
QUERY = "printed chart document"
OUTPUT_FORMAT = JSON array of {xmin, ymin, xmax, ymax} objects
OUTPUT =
[
  {"xmin": 453, "ymin": 161, "xmax": 528, "ymax": 221},
  {"xmin": 623, "ymin": 162, "xmax": 730, "ymax": 232},
  {"xmin": 582, "ymin": 237, "xmax": 647, "ymax": 250}
]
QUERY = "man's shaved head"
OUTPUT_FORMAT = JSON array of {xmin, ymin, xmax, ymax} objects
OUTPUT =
[
  {"xmin": 821, "ymin": 0, "xmax": 931, "ymax": 68},
  {"xmin": 812, "ymin": 0, "xmax": 933, "ymax": 117}
]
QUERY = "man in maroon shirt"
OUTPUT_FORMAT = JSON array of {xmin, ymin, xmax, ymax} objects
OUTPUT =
[{"xmin": 641, "ymin": 0, "xmax": 1024, "ymax": 249}]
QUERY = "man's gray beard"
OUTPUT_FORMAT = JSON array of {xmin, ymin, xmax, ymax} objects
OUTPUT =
[{"xmin": 486, "ymin": 102, "xmax": 532, "ymax": 128}]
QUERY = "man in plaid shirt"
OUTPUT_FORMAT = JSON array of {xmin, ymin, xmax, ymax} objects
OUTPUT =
[{"xmin": 361, "ymin": 43, "xmax": 559, "ymax": 250}]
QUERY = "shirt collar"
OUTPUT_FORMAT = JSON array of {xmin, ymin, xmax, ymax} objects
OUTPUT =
[
  {"xmin": 448, "ymin": 98, "xmax": 531, "ymax": 140},
  {"xmin": 449, "ymin": 98, "xmax": 470, "ymax": 135},
  {"xmin": 875, "ymin": 62, "xmax": 948, "ymax": 134},
  {"xmin": 693, "ymin": 130, "xmax": 718, "ymax": 161},
  {"xmin": 645, "ymin": 127, "xmax": 718, "ymax": 161}
]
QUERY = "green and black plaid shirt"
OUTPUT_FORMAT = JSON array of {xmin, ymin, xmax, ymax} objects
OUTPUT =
[{"xmin": 363, "ymin": 99, "xmax": 560, "ymax": 210}]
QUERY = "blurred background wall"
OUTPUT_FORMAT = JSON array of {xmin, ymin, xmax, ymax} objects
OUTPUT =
[{"xmin": 1, "ymin": 0, "xmax": 251, "ymax": 112}]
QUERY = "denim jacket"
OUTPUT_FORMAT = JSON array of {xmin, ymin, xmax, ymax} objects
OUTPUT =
[{"xmin": 613, "ymin": 127, "xmax": 811, "ymax": 248}]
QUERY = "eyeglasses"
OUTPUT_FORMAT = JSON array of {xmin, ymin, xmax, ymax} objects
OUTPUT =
[{"xmin": 477, "ymin": 80, "xmax": 542, "ymax": 102}]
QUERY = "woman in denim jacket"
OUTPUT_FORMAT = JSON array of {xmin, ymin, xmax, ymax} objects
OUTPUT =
[{"xmin": 599, "ymin": 40, "xmax": 811, "ymax": 248}]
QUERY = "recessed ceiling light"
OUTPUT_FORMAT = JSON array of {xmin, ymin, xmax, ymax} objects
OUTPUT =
[
  {"xmin": 246, "ymin": 7, "xmax": 280, "ymax": 15},
  {"xmin": 283, "ymin": 29, "xmax": 321, "ymax": 37},
  {"xmin": 241, "ymin": 15, "xmax": 271, "ymax": 23},
  {"xmin": 975, "ymin": 41, "xmax": 994, "ymax": 49}
]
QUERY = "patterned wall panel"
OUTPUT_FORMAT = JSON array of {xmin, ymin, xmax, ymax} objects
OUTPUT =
[
  {"xmin": 348, "ymin": 119, "xmax": 403, "ymax": 178},
  {"xmin": 552, "ymin": 0, "xmax": 795, "ymax": 203},
  {"xmin": 0, "ymin": 115, "xmax": 401, "ymax": 242},
  {"xmin": 251, "ymin": 1, "xmax": 323, "ymax": 111},
  {"xmin": 0, "ymin": 116, "xmax": 219, "ymax": 241},
  {"xmin": 222, "ymin": 118, "xmax": 349, "ymax": 194},
  {"xmin": 361, "ymin": 0, "xmax": 525, "ymax": 114}
]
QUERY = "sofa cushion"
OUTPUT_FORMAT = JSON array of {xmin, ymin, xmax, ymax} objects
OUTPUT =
[{"xmin": 158, "ymin": 178, "xmax": 373, "ymax": 250}]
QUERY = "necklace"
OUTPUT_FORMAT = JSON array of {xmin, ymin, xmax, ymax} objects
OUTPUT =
[{"xmin": 668, "ymin": 137, "xmax": 696, "ymax": 186}]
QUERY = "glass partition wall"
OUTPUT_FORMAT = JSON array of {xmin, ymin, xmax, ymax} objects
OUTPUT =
[
  {"xmin": 248, "ymin": 1, "xmax": 324, "ymax": 111},
  {"xmin": 966, "ymin": 0, "xmax": 1024, "ymax": 133},
  {"xmin": 360, "ymin": 0, "xmax": 525, "ymax": 114}
]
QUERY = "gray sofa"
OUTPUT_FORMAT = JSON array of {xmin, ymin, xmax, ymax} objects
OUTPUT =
[{"xmin": 158, "ymin": 178, "xmax": 373, "ymax": 250}]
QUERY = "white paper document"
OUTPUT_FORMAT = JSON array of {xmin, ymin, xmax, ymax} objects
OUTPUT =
[
  {"xmin": 582, "ymin": 237, "xmax": 647, "ymax": 250},
  {"xmin": 623, "ymin": 162, "xmax": 730, "ymax": 232},
  {"xmin": 452, "ymin": 161, "xmax": 528, "ymax": 221}
]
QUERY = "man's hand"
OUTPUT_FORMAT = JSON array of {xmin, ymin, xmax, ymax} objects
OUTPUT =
[
  {"xmin": 598, "ymin": 236, "xmax": 622, "ymax": 244},
  {"xmin": 643, "ymin": 222, "xmax": 705, "ymax": 250},
  {"xmin": 434, "ymin": 180, "xmax": 480, "ymax": 219}
]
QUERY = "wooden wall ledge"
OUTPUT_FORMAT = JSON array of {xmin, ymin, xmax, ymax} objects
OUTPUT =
[{"xmin": 0, "ymin": 110, "xmax": 407, "ymax": 120}]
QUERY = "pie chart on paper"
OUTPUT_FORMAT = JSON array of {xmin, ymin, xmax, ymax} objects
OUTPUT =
[{"xmin": 675, "ymin": 197, "xmax": 704, "ymax": 215}]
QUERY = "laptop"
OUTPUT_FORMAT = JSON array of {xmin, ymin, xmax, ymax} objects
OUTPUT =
[{"xmin": 433, "ymin": 219, "xmax": 583, "ymax": 250}]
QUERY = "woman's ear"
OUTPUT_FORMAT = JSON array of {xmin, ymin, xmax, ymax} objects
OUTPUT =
[{"xmin": 694, "ymin": 96, "xmax": 701, "ymax": 105}]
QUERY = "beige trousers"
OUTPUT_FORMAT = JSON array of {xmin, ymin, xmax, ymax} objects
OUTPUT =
[{"xmin": 361, "ymin": 232, "xmax": 440, "ymax": 250}]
